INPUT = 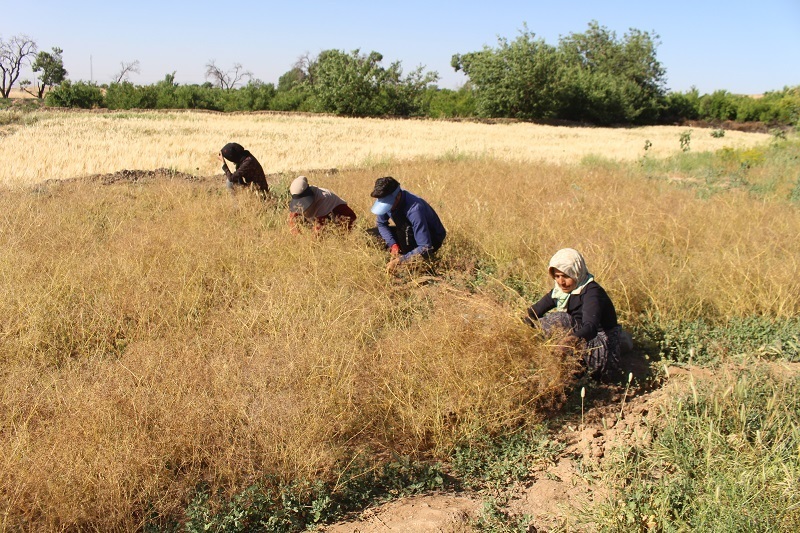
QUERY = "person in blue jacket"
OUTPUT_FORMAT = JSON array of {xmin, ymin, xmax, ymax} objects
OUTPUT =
[{"xmin": 369, "ymin": 176, "xmax": 446, "ymax": 272}]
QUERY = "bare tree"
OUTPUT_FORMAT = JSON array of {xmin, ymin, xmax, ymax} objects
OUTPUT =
[
  {"xmin": 204, "ymin": 60, "xmax": 252, "ymax": 90},
  {"xmin": 114, "ymin": 59, "xmax": 140, "ymax": 83},
  {"xmin": 0, "ymin": 34, "xmax": 38, "ymax": 98}
]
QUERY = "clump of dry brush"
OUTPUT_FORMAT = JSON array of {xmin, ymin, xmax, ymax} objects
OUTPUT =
[{"xmin": 0, "ymin": 175, "xmax": 573, "ymax": 530}]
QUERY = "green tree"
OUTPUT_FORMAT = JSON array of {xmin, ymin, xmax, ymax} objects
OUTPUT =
[
  {"xmin": 45, "ymin": 80, "xmax": 104, "ymax": 108},
  {"xmin": 452, "ymin": 26, "xmax": 562, "ymax": 119},
  {"xmin": 698, "ymin": 90, "xmax": 738, "ymax": 121},
  {"xmin": 277, "ymin": 66, "xmax": 306, "ymax": 92},
  {"xmin": 307, "ymin": 49, "xmax": 386, "ymax": 115},
  {"xmin": 451, "ymin": 21, "xmax": 667, "ymax": 124},
  {"xmin": 557, "ymin": 22, "xmax": 666, "ymax": 124},
  {"xmin": 420, "ymin": 86, "xmax": 476, "ymax": 118},
  {"xmin": 662, "ymin": 88, "xmax": 700, "ymax": 122},
  {"xmin": 306, "ymin": 49, "xmax": 438, "ymax": 116},
  {"xmin": 29, "ymin": 47, "xmax": 67, "ymax": 98},
  {"xmin": 272, "ymin": 64, "xmax": 311, "ymax": 111}
]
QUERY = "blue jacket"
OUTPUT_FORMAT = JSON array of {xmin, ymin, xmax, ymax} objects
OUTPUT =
[{"xmin": 376, "ymin": 190, "xmax": 446, "ymax": 261}]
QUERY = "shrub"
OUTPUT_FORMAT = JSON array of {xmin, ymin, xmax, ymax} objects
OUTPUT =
[
  {"xmin": 421, "ymin": 87, "xmax": 476, "ymax": 118},
  {"xmin": 105, "ymin": 81, "xmax": 158, "ymax": 109},
  {"xmin": 45, "ymin": 80, "xmax": 104, "ymax": 108}
]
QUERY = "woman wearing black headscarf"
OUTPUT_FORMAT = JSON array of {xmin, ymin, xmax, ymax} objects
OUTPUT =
[{"xmin": 218, "ymin": 142, "xmax": 269, "ymax": 195}]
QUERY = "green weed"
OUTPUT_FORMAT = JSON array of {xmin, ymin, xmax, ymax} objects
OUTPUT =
[
  {"xmin": 451, "ymin": 425, "xmax": 561, "ymax": 490},
  {"xmin": 180, "ymin": 457, "xmax": 446, "ymax": 532},
  {"xmin": 637, "ymin": 138, "xmax": 800, "ymax": 200},
  {"xmin": 474, "ymin": 497, "xmax": 534, "ymax": 532},
  {"xmin": 635, "ymin": 316, "xmax": 800, "ymax": 365},
  {"xmin": 589, "ymin": 363, "xmax": 800, "ymax": 531}
]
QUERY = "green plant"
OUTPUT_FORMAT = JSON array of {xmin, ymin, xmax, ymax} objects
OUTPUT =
[
  {"xmin": 44, "ymin": 80, "xmax": 104, "ymax": 108},
  {"xmin": 710, "ymin": 128, "xmax": 725, "ymax": 138},
  {"xmin": 771, "ymin": 128, "xmax": 788, "ymax": 141},
  {"xmin": 680, "ymin": 129, "xmax": 692, "ymax": 151},
  {"xmin": 589, "ymin": 363, "xmax": 800, "ymax": 531},
  {"xmin": 451, "ymin": 426, "xmax": 561, "ymax": 490},
  {"xmin": 181, "ymin": 457, "xmax": 447, "ymax": 533},
  {"xmin": 474, "ymin": 497, "xmax": 534, "ymax": 532},
  {"xmin": 790, "ymin": 177, "xmax": 800, "ymax": 203},
  {"xmin": 635, "ymin": 316, "xmax": 800, "ymax": 365}
]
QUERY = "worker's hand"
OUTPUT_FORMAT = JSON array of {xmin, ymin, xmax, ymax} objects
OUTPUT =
[
  {"xmin": 389, "ymin": 244, "xmax": 401, "ymax": 256},
  {"xmin": 386, "ymin": 257, "xmax": 402, "ymax": 273}
]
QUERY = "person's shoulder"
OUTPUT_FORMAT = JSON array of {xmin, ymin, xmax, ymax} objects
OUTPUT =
[
  {"xmin": 582, "ymin": 281, "xmax": 610, "ymax": 298},
  {"xmin": 405, "ymin": 191, "xmax": 432, "ymax": 210}
]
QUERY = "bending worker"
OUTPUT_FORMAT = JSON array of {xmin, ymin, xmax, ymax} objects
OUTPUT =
[
  {"xmin": 218, "ymin": 142, "xmax": 269, "ymax": 195},
  {"xmin": 369, "ymin": 176, "xmax": 446, "ymax": 271},
  {"xmin": 288, "ymin": 175, "xmax": 357, "ymax": 233}
]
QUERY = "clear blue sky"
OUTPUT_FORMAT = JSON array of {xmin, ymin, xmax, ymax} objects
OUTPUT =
[{"xmin": 3, "ymin": 0, "xmax": 799, "ymax": 95}]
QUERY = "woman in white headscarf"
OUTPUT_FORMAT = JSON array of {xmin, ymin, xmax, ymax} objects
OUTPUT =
[{"xmin": 524, "ymin": 248, "xmax": 621, "ymax": 377}]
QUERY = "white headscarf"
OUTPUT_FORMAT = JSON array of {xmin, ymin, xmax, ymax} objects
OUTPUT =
[{"xmin": 548, "ymin": 248, "xmax": 594, "ymax": 311}]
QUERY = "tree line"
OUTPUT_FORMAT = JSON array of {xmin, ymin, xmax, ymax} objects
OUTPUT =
[{"xmin": 2, "ymin": 24, "xmax": 798, "ymax": 127}]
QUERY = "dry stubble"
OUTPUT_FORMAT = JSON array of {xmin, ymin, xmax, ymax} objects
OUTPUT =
[{"xmin": 0, "ymin": 110, "xmax": 770, "ymax": 186}]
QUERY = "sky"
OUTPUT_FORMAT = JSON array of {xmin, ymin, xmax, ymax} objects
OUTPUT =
[{"xmin": 3, "ymin": 0, "xmax": 799, "ymax": 95}]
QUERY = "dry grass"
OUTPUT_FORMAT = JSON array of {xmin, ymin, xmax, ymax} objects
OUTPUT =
[
  {"xmin": 4, "ymin": 88, "xmax": 38, "ymax": 99},
  {"xmin": 0, "ymin": 112, "xmax": 795, "ymax": 530},
  {"xmin": 0, "ymin": 177, "xmax": 574, "ymax": 529},
  {"xmin": 0, "ymin": 109, "xmax": 770, "ymax": 187}
]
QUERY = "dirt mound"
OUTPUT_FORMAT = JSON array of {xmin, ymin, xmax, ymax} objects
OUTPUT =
[
  {"xmin": 31, "ymin": 167, "xmax": 342, "ymax": 190},
  {"xmin": 82, "ymin": 168, "xmax": 205, "ymax": 185},
  {"xmin": 322, "ymin": 495, "xmax": 480, "ymax": 533}
]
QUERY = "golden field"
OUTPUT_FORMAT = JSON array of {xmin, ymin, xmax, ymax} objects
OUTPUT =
[
  {"xmin": 0, "ymin": 109, "xmax": 770, "ymax": 187},
  {"xmin": 0, "ymin": 109, "xmax": 797, "ymax": 530}
]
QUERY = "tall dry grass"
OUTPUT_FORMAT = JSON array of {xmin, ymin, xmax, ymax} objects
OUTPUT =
[
  {"xmin": 0, "ymin": 113, "xmax": 796, "ymax": 529},
  {"xmin": 0, "ymin": 109, "xmax": 770, "ymax": 187},
  {"xmin": 0, "ymin": 177, "xmax": 573, "ymax": 530}
]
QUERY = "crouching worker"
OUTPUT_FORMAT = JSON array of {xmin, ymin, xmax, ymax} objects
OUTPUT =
[
  {"xmin": 369, "ymin": 176, "xmax": 446, "ymax": 273},
  {"xmin": 218, "ymin": 142, "xmax": 269, "ymax": 196},
  {"xmin": 288, "ymin": 176, "xmax": 357, "ymax": 233},
  {"xmin": 524, "ymin": 248, "xmax": 621, "ymax": 378}
]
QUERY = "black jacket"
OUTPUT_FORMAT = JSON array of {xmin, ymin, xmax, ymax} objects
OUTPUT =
[
  {"xmin": 223, "ymin": 154, "xmax": 269, "ymax": 192},
  {"xmin": 526, "ymin": 281, "xmax": 618, "ymax": 341}
]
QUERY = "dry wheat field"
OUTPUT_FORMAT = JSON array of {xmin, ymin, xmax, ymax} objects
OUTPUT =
[
  {"xmin": 0, "ymin": 109, "xmax": 769, "ymax": 187},
  {"xmin": 0, "ymin": 109, "xmax": 797, "ymax": 530}
]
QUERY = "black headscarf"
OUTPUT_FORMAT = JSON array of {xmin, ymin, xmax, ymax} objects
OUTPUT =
[{"xmin": 221, "ymin": 143, "xmax": 252, "ymax": 167}]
